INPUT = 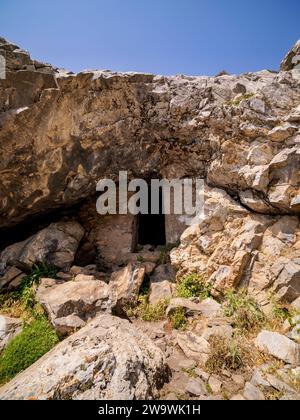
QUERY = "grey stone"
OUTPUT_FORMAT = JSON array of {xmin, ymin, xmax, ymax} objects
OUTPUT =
[
  {"xmin": 0, "ymin": 314, "xmax": 169, "ymax": 400},
  {"xmin": 255, "ymin": 330, "xmax": 300, "ymax": 365},
  {"xmin": 36, "ymin": 277, "xmax": 113, "ymax": 334},
  {"xmin": 185, "ymin": 378, "xmax": 207, "ymax": 396},
  {"xmin": 208, "ymin": 376, "xmax": 223, "ymax": 394},
  {"xmin": 0, "ymin": 316, "xmax": 23, "ymax": 351},
  {"xmin": 177, "ymin": 331, "xmax": 210, "ymax": 365},
  {"xmin": 149, "ymin": 280, "xmax": 174, "ymax": 306},
  {"xmin": 0, "ymin": 222, "xmax": 84, "ymax": 273},
  {"xmin": 243, "ymin": 382, "xmax": 265, "ymax": 400}
]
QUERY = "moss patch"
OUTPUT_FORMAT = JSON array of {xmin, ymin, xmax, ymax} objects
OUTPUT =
[{"xmin": 0, "ymin": 317, "xmax": 59, "ymax": 385}]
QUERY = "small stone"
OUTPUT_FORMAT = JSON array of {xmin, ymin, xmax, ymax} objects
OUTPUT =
[
  {"xmin": 265, "ymin": 374, "xmax": 297, "ymax": 394},
  {"xmin": 177, "ymin": 331, "xmax": 210, "ymax": 365},
  {"xmin": 232, "ymin": 374, "xmax": 245, "ymax": 388},
  {"xmin": 194, "ymin": 368, "xmax": 210, "ymax": 381},
  {"xmin": 0, "ymin": 316, "xmax": 23, "ymax": 351},
  {"xmin": 164, "ymin": 393, "xmax": 178, "ymax": 400},
  {"xmin": 202, "ymin": 325, "xmax": 233, "ymax": 341},
  {"xmin": 149, "ymin": 280, "xmax": 174, "ymax": 305},
  {"xmin": 185, "ymin": 378, "xmax": 207, "ymax": 396},
  {"xmin": 0, "ymin": 267, "xmax": 25, "ymax": 290},
  {"xmin": 243, "ymin": 382, "xmax": 265, "ymax": 400},
  {"xmin": 178, "ymin": 359, "xmax": 197, "ymax": 370},
  {"xmin": 208, "ymin": 376, "xmax": 222, "ymax": 394},
  {"xmin": 250, "ymin": 369, "xmax": 271, "ymax": 389},
  {"xmin": 230, "ymin": 394, "xmax": 246, "ymax": 401}
]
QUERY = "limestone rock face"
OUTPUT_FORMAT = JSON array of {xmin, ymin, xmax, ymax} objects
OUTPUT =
[
  {"xmin": 281, "ymin": 39, "xmax": 300, "ymax": 71},
  {"xmin": 0, "ymin": 222, "xmax": 84, "ymax": 277},
  {"xmin": 170, "ymin": 184, "xmax": 300, "ymax": 303},
  {"xmin": 0, "ymin": 38, "xmax": 300, "ymax": 232},
  {"xmin": 0, "ymin": 314, "xmax": 169, "ymax": 400}
]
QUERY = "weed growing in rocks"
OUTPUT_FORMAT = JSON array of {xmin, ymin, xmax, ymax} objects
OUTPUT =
[
  {"xmin": 169, "ymin": 307, "xmax": 187, "ymax": 330},
  {"xmin": 176, "ymin": 273, "xmax": 212, "ymax": 299},
  {"xmin": 205, "ymin": 336, "xmax": 252, "ymax": 374},
  {"xmin": 0, "ymin": 263, "xmax": 60, "ymax": 384},
  {"xmin": 230, "ymin": 92, "xmax": 255, "ymax": 106},
  {"xmin": 0, "ymin": 317, "xmax": 59, "ymax": 385},
  {"xmin": 270, "ymin": 294, "xmax": 299, "ymax": 323},
  {"xmin": 223, "ymin": 288, "xmax": 266, "ymax": 333},
  {"xmin": 125, "ymin": 296, "xmax": 169, "ymax": 322},
  {"xmin": 0, "ymin": 263, "xmax": 58, "ymax": 320}
]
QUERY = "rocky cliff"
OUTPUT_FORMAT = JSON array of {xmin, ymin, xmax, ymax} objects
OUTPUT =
[
  {"xmin": 0, "ymin": 38, "xmax": 299, "ymax": 401},
  {"xmin": 0, "ymin": 37, "xmax": 300, "ymax": 230},
  {"xmin": 1, "ymin": 37, "xmax": 300, "ymax": 300}
]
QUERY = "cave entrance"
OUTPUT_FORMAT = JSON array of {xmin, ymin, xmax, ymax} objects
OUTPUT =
[{"xmin": 135, "ymin": 182, "xmax": 166, "ymax": 248}]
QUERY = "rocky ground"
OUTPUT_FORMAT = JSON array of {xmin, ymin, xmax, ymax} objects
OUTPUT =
[
  {"xmin": 0, "ymin": 38, "xmax": 299, "ymax": 400},
  {"xmin": 0, "ymin": 239, "xmax": 299, "ymax": 400}
]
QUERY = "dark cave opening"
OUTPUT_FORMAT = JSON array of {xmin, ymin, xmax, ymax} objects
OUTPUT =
[{"xmin": 136, "ymin": 183, "xmax": 166, "ymax": 247}]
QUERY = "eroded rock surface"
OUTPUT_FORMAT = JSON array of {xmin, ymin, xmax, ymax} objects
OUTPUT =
[
  {"xmin": 171, "ymin": 184, "xmax": 300, "ymax": 303},
  {"xmin": 0, "ymin": 38, "xmax": 300, "ymax": 231},
  {"xmin": 0, "ymin": 222, "xmax": 84, "ymax": 276},
  {"xmin": 0, "ymin": 314, "xmax": 169, "ymax": 400},
  {"xmin": 36, "ymin": 277, "xmax": 113, "ymax": 334}
]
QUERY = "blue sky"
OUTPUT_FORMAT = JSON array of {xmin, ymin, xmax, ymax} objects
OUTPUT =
[{"xmin": 0, "ymin": 0, "xmax": 299, "ymax": 76}]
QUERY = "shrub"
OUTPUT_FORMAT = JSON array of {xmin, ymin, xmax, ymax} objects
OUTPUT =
[
  {"xmin": 223, "ymin": 288, "xmax": 265, "ymax": 332},
  {"xmin": 19, "ymin": 262, "xmax": 58, "ymax": 294},
  {"xmin": 169, "ymin": 307, "xmax": 187, "ymax": 330},
  {"xmin": 205, "ymin": 336, "xmax": 250, "ymax": 373},
  {"xmin": 0, "ymin": 317, "xmax": 59, "ymax": 385},
  {"xmin": 0, "ymin": 262, "xmax": 58, "ymax": 319},
  {"xmin": 125, "ymin": 296, "xmax": 169, "ymax": 322},
  {"xmin": 176, "ymin": 274, "xmax": 212, "ymax": 299}
]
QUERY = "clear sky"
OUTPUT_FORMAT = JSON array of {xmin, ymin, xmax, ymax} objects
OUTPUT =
[{"xmin": 0, "ymin": 0, "xmax": 299, "ymax": 76}]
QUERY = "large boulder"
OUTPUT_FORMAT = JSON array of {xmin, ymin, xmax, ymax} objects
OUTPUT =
[
  {"xmin": 0, "ymin": 314, "xmax": 169, "ymax": 400},
  {"xmin": 36, "ymin": 277, "xmax": 113, "ymax": 334},
  {"xmin": 0, "ymin": 222, "xmax": 84, "ymax": 276}
]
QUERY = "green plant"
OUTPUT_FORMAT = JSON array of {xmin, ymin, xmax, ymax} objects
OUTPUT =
[
  {"xmin": 223, "ymin": 288, "xmax": 265, "ymax": 332},
  {"xmin": 176, "ymin": 274, "xmax": 212, "ymax": 299},
  {"xmin": 169, "ymin": 307, "xmax": 187, "ymax": 330},
  {"xmin": 0, "ymin": 262, "xmax": 58, "ymax": 320},
  {"xmin": 230, "ymin": 92, "xmax": 255, "ymax": 106},
  {"xmin": 125, "ymin": 296, "xmax": 169, "ymax": 322},
  {"xmin": 205, "ymin": 336, "xmax": 247, "ymax": 373},
  {"xmin": 182, "ymin": 367, "xmax": 197, "ymax": 378},
  {"xmin": 136, "ymin": 255, "xmax": 144, "ymax": 263},
  {"xmin": 19, "ymin": 262, "xmax": 58, "ymax": 294},
  {"xmin": 270, "ymin": 294, "xmax": 299, "ymax": 324},
  {"xmin": 0, "ymin": 317, "xmax": 59, "ymax": 385}
]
